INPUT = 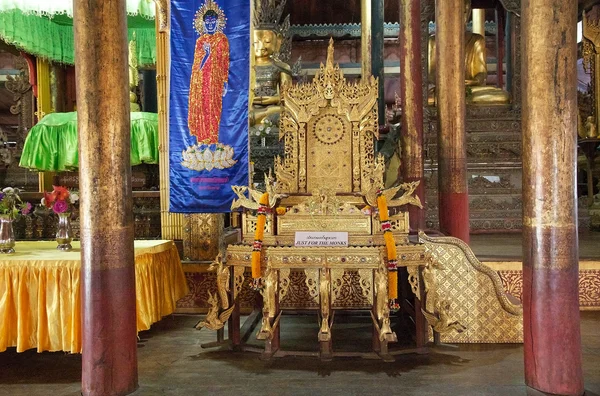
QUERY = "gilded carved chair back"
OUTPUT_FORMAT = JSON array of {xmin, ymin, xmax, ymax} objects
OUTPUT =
[{"xmin": 274, "ymin": 39, "xmax": 384, "ymax": 195}]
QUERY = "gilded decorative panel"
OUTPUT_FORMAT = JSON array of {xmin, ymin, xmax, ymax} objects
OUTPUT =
[
  {"xmin": 183, "ymin": 213, "xmax": 224, "ymax": 261},
  {"xmin": 306, "ymin": 108, "xmax": 353, "ymax": 192},
  {"xmin": 419, "ymin": 233, "xmax": 523, "ymax": 343}
]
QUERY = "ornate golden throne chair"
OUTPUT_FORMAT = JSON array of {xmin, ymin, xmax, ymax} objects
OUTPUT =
[{"xmin": 203, "ymin": 40, "xmax": 445, "ymax": 360}]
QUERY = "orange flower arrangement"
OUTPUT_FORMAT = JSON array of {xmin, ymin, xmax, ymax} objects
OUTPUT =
[
  {"xmin": 42, "ymin": 186, "xmax": 78, "ymax": 214},
  {"xmin": 250, "ymin": 192, "xmax": 269, "ymax": 290},
  {"xmin": 376, "ymin": 190, "xmax": 399, "ymax": 311}
]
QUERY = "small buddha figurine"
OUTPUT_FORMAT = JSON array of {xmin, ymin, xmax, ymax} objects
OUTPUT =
[
  {"xmin": 428, "ymin": 0, "xmax": 510, "ymax": 105},
  {"xmin": 585, "ymin": 116, "xmax": 598, "ymax": 138},
  {"xmin": 250, "ymin": 0, "xmax": 292, "ymax": 127}
]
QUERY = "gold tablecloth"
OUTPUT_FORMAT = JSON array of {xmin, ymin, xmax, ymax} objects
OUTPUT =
[{"xmin": 0, "ymin": 240, "xmax": 189, "ymax": 353}]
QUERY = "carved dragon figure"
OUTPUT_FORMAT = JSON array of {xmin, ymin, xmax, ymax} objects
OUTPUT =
[
  {"xmin": 421, "ymin": 257, "xmax": 466, "ymax": 334},
  {"xmin": 209, "ymin": 253, "xmax": 229, "ymax": 309},
  {"xmin": 364, "ymin": 180, "xmax": 424, "ymax": 209},
  {"xmin": 422, "ymin": 299, "xmax": 467, "ymax": 334},
  {"xmin": 230, "ymin": 170, "xmax": 287, "ymax": 210},
  {"xmin": 374, "ymin": 265, "xmax": 397, "ymax": 342},
  {"xmin": 195, "ymin": 291, "xmax": 235, "ymax": 331},
  {"xmin": 257, "ymin": 267, "xmax": 278, "ymax": 340}
]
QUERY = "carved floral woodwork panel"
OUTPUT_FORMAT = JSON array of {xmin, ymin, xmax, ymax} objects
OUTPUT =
[
  {"xmin": 498, "ymin": 268, "xmax": 600, "ymax": 310},
  {"xmin": 279, "ymin": 270, "xmax": 320, "ymax": 309},
  {"xmin": 331, "ymin": 270, "xmax": 371, "ymax": 309}
]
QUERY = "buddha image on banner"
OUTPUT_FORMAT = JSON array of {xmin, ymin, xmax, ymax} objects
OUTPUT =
[
  {"xmin": 169, "ymin": 0, "xmax": 250, "ymax": 213},
  {"xmin": 187, "ymin": 3, "xmax": 230, "ymax": 147}
]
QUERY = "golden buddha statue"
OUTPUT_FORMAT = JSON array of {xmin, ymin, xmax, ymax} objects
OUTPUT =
[
  {"xmin": 428, "ymin": 0, "xmax": 510, "ymax": 105},
  {"xmin": 250, "ymin": 0, "xmax": 292, "ymax": 127}
]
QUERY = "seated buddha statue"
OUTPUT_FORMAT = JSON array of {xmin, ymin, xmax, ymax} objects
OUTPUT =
[
  {"xmin": 427, "ymin": 0, "xmax": 510, "ymax": 105},
  {"xmin": 250, "ymin": 28, "xmax": 292, "ymax": 126}
]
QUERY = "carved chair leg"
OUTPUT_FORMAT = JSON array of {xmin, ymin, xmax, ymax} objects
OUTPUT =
[
  {"xmin": 319, "ymin": 338, "xmax": 333, "ymax": 361},
  {"xmin": 318, "ymin": 268, "xmax": 331, "ymax": 342},
  {"xmin": 271, "ymin": 277, "xmax": 281, "ymax": 352},
  {"xmin": 257, "ymin": 269, "xmax": 277, "ymax": 340},
  {"xmin": 229, "ymin": 268, "xmax": 241, "ymax": 347},
  {"xmin": 318, "ymin": 269, "xmax": 333, "ymax": 360},
  {"xmin": 372, "ymin": 306, "xmax": 381, "ymax": 353},
  {"xmin": 370, "ymin": 310, "xmax": 395, "ymax": 362},
  {"xmin": 261, "ymin": 338, "xmax": 275, "ymax": 361},
  {"xmin": 260, "ymin": 311, "xmax": 282, "ymax": 361},
  {"xmin": 378, "ymin": 338, "xmax": 394, "ymax": 363},
  {"xmin": 415, "ymin": 267, "xmax": 428, "ymax": 348},
  {"xmin": 256, "ymin": 311, "xmax": 273, "ymax": 340}
]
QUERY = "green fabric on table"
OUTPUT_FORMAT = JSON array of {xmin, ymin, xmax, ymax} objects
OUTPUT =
[
  {"xmin": 130, "ymin": 112, "xmax": 160, "ymax": 166},
  {"xmin": 19, "ymin": 112, "xmax": 159, "ymax": 172},
  {"xmin": 0, "ymin": 9, "xmax": 156, "ymax": 66}
]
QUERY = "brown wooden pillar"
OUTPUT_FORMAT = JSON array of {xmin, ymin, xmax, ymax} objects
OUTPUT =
[
  {"xmin": 361, "ymin": 0, "xmax": 372, "ymax": 78},
  {"xmin": 435, "ymin": 0, "xmax": 469, "ymax": 243},
  {"xmin": 522, "ymin": 0, "xmax": 584, "ymax": 395},
  {"xmin": 399, "ymin": 0, "xmax": 425, "ymax": 231},
  {"xmin": 74, "ymin": 0, "xmax": 138, "ymax": 395}
]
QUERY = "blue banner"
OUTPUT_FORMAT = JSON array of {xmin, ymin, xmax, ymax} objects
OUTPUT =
[{"xmin": 169, "ymin": 0, "xmax": 249, "ymax": 213}]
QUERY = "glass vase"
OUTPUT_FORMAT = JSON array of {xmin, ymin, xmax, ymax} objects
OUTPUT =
[
  {"xmin": 56, "ymin": 212, "xmax": 73, "ymax": 251},
  {"xmin": 0, "ymin": 214, "xmax": 15, "ymax": 254}
]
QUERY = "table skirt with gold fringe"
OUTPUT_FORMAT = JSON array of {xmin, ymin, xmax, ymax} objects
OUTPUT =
[{"xmin": 0, "ymin": 240, "xmax": 189, "ymax": 353}]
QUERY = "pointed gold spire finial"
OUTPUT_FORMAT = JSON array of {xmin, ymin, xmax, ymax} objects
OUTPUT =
[{"xmin": 326, "ymin": 38, "xmax": 334, "ymax": 69}]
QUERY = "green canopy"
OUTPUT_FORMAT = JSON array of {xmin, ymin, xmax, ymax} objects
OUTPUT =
[
  {"xmin": 0, "ymin": 0, "xmax": 156, "ymax": 66},
  {"xmin": 19, "ymin": 111, "xmax": 159, "ymax": 171}
]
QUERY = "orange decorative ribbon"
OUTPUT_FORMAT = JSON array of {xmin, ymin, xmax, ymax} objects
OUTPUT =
[
  {"xmin": 376, "ymin": 191, "xmax": 399, "ymax": 310},
  {"xmin": 251, "ymin": 192, "xmax": 269, "ymax": 289}
]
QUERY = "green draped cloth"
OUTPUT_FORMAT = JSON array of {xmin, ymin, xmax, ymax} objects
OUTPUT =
[
  {"xmin": 19, "ymin": 112, "xmax": 159, "ymax": 171},
  {"xmin": 0, "ymin": 8, "xmax": 156, "ymax": 66}
]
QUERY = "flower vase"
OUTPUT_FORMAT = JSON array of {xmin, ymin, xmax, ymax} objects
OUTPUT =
[
  {"xmin": 0, "ymin": 214, "xmax": 15, "ymax": 254},
  {"xmin": 56, "ymin": 212, "xmax": 73, "ymax": 251},
  {"xmin": 261, "ymin": 136, "xmax": 266, "ymax": 147}
]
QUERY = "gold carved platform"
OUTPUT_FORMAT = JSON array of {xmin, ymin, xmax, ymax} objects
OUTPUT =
[{"xmin": 198, "ymin": 40, "xmax": 468, "ymax": 360}]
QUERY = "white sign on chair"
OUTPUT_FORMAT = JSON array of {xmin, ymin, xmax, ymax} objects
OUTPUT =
[{"xmin": 294, "ymin": 232, "xmax": 349, "ymax": 247}]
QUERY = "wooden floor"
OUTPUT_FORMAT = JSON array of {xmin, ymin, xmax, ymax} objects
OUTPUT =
[{"xmin": 0, "ymin": 312, "xmax": 598, "ymax": 396}]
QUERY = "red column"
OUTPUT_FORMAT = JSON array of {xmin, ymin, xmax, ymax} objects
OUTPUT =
[
  {"xmin": 522, "ymin": 0, "xmax": 583, "ymax": 394},
  {"xmin": 73, "ymin": 0, "xmax": 138, "ymax": 395},
  {"xmin": 435, "ymin": 0, "xmax": 470, "ymax": 243},
  {"xmin": 399, "ymin": 0, "xmax": 425, "ymax": 232}
]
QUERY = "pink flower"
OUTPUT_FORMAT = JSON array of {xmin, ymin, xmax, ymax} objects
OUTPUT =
[
  {"xmin": 53, "ymin": 200, "xmax": 68, "ymax": 214},
  {"xmin": 21, "ymin": 202, "xmax": 32, "ymax": 215}
]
